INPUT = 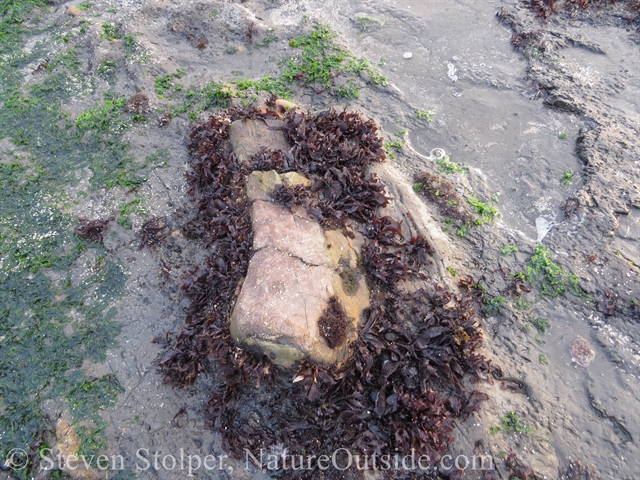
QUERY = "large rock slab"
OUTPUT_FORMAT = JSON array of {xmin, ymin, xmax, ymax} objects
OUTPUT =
[
  {"xmin": 228, "ymin": 119, "xmax": 290, "ymax": 165},
  {"xmin": 252, "ymin": 200, "xmax": 328, "ymax": 266},
  {"xmin": 230, "ymin": 247, "xmax": 335, "ymax": 366},
  {"xmin": 230, "ymin": 170, "xmax": 370, "ymax": 367}
]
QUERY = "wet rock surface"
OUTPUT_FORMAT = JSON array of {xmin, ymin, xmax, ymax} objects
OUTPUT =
[
  {"xmin": 250, "ymin": 196, "xmax": 328, "ymax": 267},
  {"xmin": 228, "ymin": 119, "xmax": 290, "ymax": 165}
]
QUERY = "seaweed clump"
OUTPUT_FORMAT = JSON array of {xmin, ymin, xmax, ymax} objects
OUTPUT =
[
  {"xmin": 273, "ymin": 108, "xmax": 390, "ymax": 226},
  {"xmin": 157, "ymin": 106, "xmax": 489, "ymax": 478},
  {"xmin": 74, "ymin": 217, "xmax": 113, "ymax": 243},
  {"xmin": 154, "ymin": 108, "xmax": 259, "ymax": 386},
  {"xmin": 317, "ymin": 295, "xmax": 349, "ymax": 348},
  {"xmin": 505, "ymin": 453, "xmax": 543, "ymax": 479},
  {"xmin": 138, "ymin": 217, "xmax": 168, "ymax": 250},
  {"xmin": 560, "ymin": 460, "xmax": 602, "ymax": 480},
  {"xmin": 524, "ymin": 0, "xmax": 559, "ymax": 23},
  {"xmin": 124, "ymin": 93, "xmax": 150, "ymax": 114},
  {"xmin": 413, "ymin": 171, "xmax": 478, "ymax": 238},
  {"xmin": 524, "ymin": 0, "xmax": 640, "ymax": 25}
]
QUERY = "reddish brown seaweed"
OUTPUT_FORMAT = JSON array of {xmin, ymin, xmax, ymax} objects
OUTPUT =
[
  {"xmin": 157, "ymin": 106, "xmax": 489, "ymax": 479},
  {"xmin": 138, "ymin": 217, "xmax": 168, "ymax": 250},
  {"xmin": 317, "ymin": 296, "xmax": 349, "ymax": 348},
  {"xmin": 74, "ymin": 217, "xmax": 113, "ymax": 243}
]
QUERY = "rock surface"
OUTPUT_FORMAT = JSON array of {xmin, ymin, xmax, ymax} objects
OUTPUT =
[
  {"xmin": 251, "ymin": 200, "xmax": 328, "ymax": 266},
  {"xmin": 55, "ymin": 419, "xmax": 100, "ymax": 479},
  {"xmin": 230, "ymin": 170, "xmax": 370, "ymax": 367},
  {"xmin": 228, "ymin": 119, "xmax": 290, "ymax": 165}
]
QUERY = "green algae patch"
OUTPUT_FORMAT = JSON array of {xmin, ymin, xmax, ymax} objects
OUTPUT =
[
  {"xmin": 0, "ymin": 2, "xmax": 139, "ymax": 469},
  {"xmin": 524, "ymin": 245, "xmax": 586, "ymax": 298},
  {"xmin": 214, "ymin": 23, "xmax": 387, "ymax": 104},
  {"xmin": 0, "ymin": 159, "xmax": 126, "ymax": 459}
]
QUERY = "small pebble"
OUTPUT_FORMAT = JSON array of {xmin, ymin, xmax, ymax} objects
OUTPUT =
[
  {"xmin": 403, "ymin": 52, "xmax": 413, "ymax": 59},
  {"xmin": 430, "ymin": 148, "xmax": 446, "ymax": 159}
]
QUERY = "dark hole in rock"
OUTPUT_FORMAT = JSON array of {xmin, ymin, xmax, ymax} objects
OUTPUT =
[{"xmin": 318, "ymin": 296, "xmax": 349, "ymax": 349}]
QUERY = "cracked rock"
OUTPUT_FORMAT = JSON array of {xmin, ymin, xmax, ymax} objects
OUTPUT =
[{"xmin": 229, "ymin": 170, "xmax": 370, "ymax": 367}]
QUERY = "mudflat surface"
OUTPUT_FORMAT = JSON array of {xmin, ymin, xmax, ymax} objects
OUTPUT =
[{"xmin": 0, "ymin": 0, "xmax": 638, "ymax": 479}]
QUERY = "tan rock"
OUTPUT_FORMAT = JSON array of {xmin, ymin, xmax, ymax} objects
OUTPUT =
[
  {"xmin": 252, "ymin": 200, "xmax": 328, "ymax": 266},
  {"xmin": 325, "ymin": 230, "xmax": 371, "ymax": 328},
  {"xmin": 282, "ymin": 171, "xmax": 311, "ymax": 187},
  {"xmin": 246, "ymin": 170, "xmax": 311, "ymax": 202},
  {"xmin": 245, "ymin": 170, "xmax": 281, "ymax": 202},
  {"xmin": 324, "ymin": 229, "xmax": 364, "ymax": 270},
  {"xmin": 55, "ymin": 419, "xmax": 101, "ymax": 479},
  {"xmin": 275, "ymin": 99, "xmax": 300, "ymax": 111},
  {"xmin": 228, "ymin": 119, "xmax": 290, "ymax": 165},
  {"xmin": 230, "ymin": 174, "xmax": 370, "ymax": 366},
  {"xmin": 230, "ymin": 248, "xmax": 335, "ymax": 367},
  {"xmin": 56, "ymin": 419, "xmax": 80, "ymax": 459},
  {"xmin": 67, "ymin": 6, "xmax": 82, "ymax": 16}
]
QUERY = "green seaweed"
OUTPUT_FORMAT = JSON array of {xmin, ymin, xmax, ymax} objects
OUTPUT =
[
  {"xmin": 500, "ymin": 244, "xmax": 519, "ymax": 255},
  {"xmin": 254, "ymin": 28, "xmax": 278, "ymax": 48},
  {"xmin": 282, "ymin": 23, "xmax": 386, "ymax": 97},
  {"xmin": 383, "ymin": 140, "xmax": 403, "ymax": 159},
  {"xmin": 190, "ymin": 23, "xmax": 386, "ymax": 105},
  {"xmin": 466, "ymin": 194, "xmax": 499, "ymax": 223},
  {"xmin": 155, "ymin": 69, "xmax": 187, "ymax": 97},
  {"xmin": 230, "ymin": 76, "xmax": 291, "ymax": 99},
  {"xmin": 525, "ymin": 245, "xmax": 587, "ymax": 299},
  {"xmin": 0, "ymin": 4, "xmax": 135, "ymax": 466},
  {"xmin": 356, "ymin": 16, "xmax": 382, "ymax": 32},
  {"xmin": 436, "ymin": 156, "xmax": 465, "ymax": 174},
  {"xmin": 76, "ymin": 97, "xmax": 128, "ymax": 134},
  {"xmin": 483, "ymin": 296, "xmax": 506, "ymax": 316},
  {"xmin": 416, "ymin": 109, "xmax": 434, "ymax": 121},
  {"xmin": 528, "ymin": 317, "xmax": 550, "ymax": 333},
  {"xmin": 100, "ymin": 23, "xmax": 122, "ymax": 41},
  {"xmin": 500, "ymin": 411, "xmax": 534, "ymax": 433}
]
